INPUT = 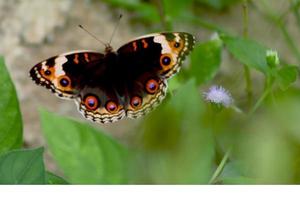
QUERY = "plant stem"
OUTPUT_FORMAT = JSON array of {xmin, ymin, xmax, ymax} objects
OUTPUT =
[
  {"xmin": 242, "ymin": 0, "xmax": 253, "ymax": 108},
  {"xmin": 293, "ymin": 8, "xmax": 300, "ymax": 29},
  {"xmin": 277, "ymin": 20, "xmax": 300, "ymax": 63},
  {"xmin": 257, "ymin": 0, "xmax": 300, "ymax": 63},
  {"xmin": 290, "ymin": 0, "xmax": 300, "ymax": 30},
  {"xmin": 243, "ymin": 0, "xmax": 249, "ymax": 37},
  {"xmin": 155, "ymin": 0, "xmax": 172, "ymax": 30},
  {"xmin": 249, "ymin": 78, "xmax": 274, "ymax": 115},
  {"xmin": 209, "ymin": 148, "xmax": 232, "ymax": 184},
  {"xmin": 249, "ymin": 88, "xmax": 269, "ymax": 115}
]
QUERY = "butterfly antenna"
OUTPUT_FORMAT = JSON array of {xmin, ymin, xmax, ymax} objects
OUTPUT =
[
  {"xmin": 108, "ymin": 14, "xmax": 123, "ymax": 45},
  {"xmin": 78, "ymin": 24, "xmax": 108, "ymax": 47}
]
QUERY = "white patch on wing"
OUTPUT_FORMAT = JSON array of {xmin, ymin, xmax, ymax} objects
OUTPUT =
[
  {"xmin": 153, "ymin": 35, "xmax": 178, "ymax": 62},
  {"xmin": 153, "ymin": 35, "xmax": 171, "ymax": 54},
  {"xmin": 54, "ymin": 56, "xmax": 68, "ymax": 76},
  {"xmin": 41, "ymin": 61, "xmax": 47, "ymax": 71},
  {"xmin": 174, "ymin": 33, "xmax": 181, "ymax": 43}
]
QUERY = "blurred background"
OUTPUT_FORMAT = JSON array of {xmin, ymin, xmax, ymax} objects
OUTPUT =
[{"xmin": 1, "ymin": 0, "xmax": 300, "ymax": 184}]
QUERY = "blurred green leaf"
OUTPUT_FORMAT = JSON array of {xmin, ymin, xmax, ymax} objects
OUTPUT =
[
  {"xmin": 0, "ymin": 148, "xmax": 45, "ymax": 184},
  {"xmin": 218, "ymin": 161, "xmax": 256, "ymax": 184},
  {"xmin": 132, "ymin": 80, "xmax": 215, "ymax": 184},
  {"xmin": 163, "ymin": 0, "xmax": 193, "ymax": 19},
  {"xmin": 235, "ymin": 116, "xmax": 296, "ymax": 184},
  {"xmin": 103, "ymin": 0, "xmax": 160, "ymax": 23},
  {"xmin": 276, "ymin": 66, "xmax": 298, "ymax": 90},
  {"xmin": 195, "ymin": 0, "xmax": 241, "ymax": 10},
  {"xmin": 268, "ymin": 91, "xmax": 300, "ymax": 144},
  {"xmin": 0, "ymin": 57, "xmax": 23, "ymax": 154},
  {"xmin": 221, "ymin": 176, "xmax": 257, "ymax": 184},
  {"xmin": 46, "ymin": 172, "xmax": 68, "ymax": 184},
  {"xmin": 189, "ymin": 37, "xmax": 222, "ymax": 85},
  {"xmin": 168, "ymin": 76, "xmax": 182, "ymax": 92},
  {"xmin": 222, "ymin": 35, "xmax": 269, "ymax": 75},
  {"xmin": 40, "ymin": 110, "xmax": 128, "ymax": 184}
]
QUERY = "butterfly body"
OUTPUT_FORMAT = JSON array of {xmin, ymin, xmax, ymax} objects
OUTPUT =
[{"xmin": 30, "ymin": 32, "xmax": 195, "ymax": 123}]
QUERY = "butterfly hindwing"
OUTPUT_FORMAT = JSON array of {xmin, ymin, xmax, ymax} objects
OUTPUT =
[
  {"xmin": 124, "ymin": 71, "xmax": 168, "ymax": 119},
  {"xmin": 75, "ymin": 86, "xmax": 126, "ymax": 123}
]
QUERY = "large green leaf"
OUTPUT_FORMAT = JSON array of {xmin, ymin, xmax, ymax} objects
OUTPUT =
[
  {"xmin": 0, "ymin": 57, "xmax": 23, "ymax": 154},
  {"xmin": 222, "ymin": 35, "xmax": 269, "ymax": 75},
  {"xmin": 0, "ymin": 148, "xmax": 45, "ymax": 184},
  {"xmin": 189, "ymin": 38, "xmax": 222, "ymax": 85},
  {"xmin": 131, "ymin": 80, "xmax": 215, "ymax": 184},
  {"xmin": 40, "ymin": 110, "xmax": 128, "ymax": 184}
]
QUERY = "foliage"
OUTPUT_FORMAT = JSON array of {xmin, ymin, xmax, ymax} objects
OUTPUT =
[
  {"xmin": 130, "ymin": 80, "xmax": 215, "ymax": 183},
  {"xmin": 40, "ymin": 110, "xmax": 128, "ymax": 184},
  {"xmin": 0, "ymin": 59, "xmax": 67, "ymax": 184},
  {"xmin": 0, "ymin": 57, "xmax": 23, "ymax": 154},
  {"xmin": 1, "ymin": 0, "xmax": 300, "ymax": 184},
  {"xmin": 0, "ymin": 148, "xmax": 45, "ymax": 184},
  {"xmin": 189, "ymin": 36, "xmax": 222, "ymax": 84}
]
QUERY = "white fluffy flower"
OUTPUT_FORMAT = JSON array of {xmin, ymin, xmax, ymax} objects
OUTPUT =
[{"xmin": 203, "ymin": 85, "xmax": 233, "ymax": 107}]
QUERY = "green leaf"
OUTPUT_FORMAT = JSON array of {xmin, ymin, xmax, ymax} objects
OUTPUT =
[
  {"xmin": 0, "ymin": 57, "xmax": 23, "ymax": 154},
  {"xmin": 189, "ymin": 38, "xmax": 222, "ymax": 85},
  {"xmin": 277, "ymin": 66, "xmax": 298, "ymax": 90},
  {"xmin": 46, "ymin": 172, "xmax": 69, "ymax": 184},
  {"xmin": 40, "ymin": 110, "xmax": 128, "ymax": 184},
  {"xmin": 0, "ymin": 148, "xmax": 45, "ymax": 184},
  {"xmin": 222, "ymin": 35, "xmax": 269, "ymax": 75},
  {"xmin": 132, "ymin": 80, "xmax": 215, "ymax": 184}
]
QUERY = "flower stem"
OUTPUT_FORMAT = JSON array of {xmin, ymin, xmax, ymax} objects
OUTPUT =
[
  {"xmin": 209, "ymin": 148, "xmax": 232, "ymax": 184},
  {"xmin": 242, "ymin": 0, "xmax": 253, "ymax": 108}
]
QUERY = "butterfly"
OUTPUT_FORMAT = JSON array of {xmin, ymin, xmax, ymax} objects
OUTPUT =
[{"xmin": 30, "ymin": 32, "xmax": 195, "ymax": 123}]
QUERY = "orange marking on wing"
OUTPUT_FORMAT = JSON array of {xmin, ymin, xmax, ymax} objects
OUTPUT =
[
  {"xmin": 74, "ymin": 54, "xmax": 79, "ymax": 64},
  {"xmin": 84, "ymin": 53, "xmax": 90, "ymax": 62},
  {"xmin": 133, "ymin": 42, "xmax": 138, "ymax": 51},
  {"xmin": 142, "ymin": 39, "xmax": 148, "ymax": 48},
  {"xmin": 56, "ymin": 75, "xmax": 73, "ymax": 92},
  {"xmin": 40, "ymin": 66, "xmax": 56, "ymax": 80},
  {"xmin": 168, "ymin": 39, "xmax": 185, "ymax": 53},
  {"xmin": 160, "ymin": 53, "xmax": 175, "ymax": 72}
]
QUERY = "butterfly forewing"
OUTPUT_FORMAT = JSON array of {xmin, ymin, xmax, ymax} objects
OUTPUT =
[{"xmin": 30, "ymin": 51, "xmax": 104, "ymax": 99}]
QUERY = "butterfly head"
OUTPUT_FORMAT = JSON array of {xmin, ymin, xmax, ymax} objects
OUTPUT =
[{"xmin": 104, "ymin": 44, "xmax": 114, "ymax": 53}]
